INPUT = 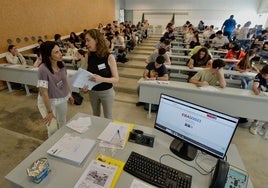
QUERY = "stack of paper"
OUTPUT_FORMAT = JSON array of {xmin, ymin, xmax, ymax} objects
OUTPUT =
[
  {"xmin": 71, "ymin": 68, "xmax": 100, "ymax": 90},
  {"xmin": 97, "ymin": 122, "xmax": 134, "ymax": 150},
  {"xmin": 96, "ymin": 154, "xmax": 125, "ymax": 188},
  {"xmin": 47, "ymin": 133, "xmax": 95, "ymax": 166},
  {"xmin": 66, "ymin": 117, "xmax": 92, "ymax": 133},
  {"xmin": 74, "ymin": 159, "xmax": 118, "ymax": 188}
]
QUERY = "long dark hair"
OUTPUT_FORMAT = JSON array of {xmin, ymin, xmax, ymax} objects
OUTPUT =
[
  {"xmin": 40, "ymin": 41, "xmax": 64, "ymax": 73},
  {"xmin": 193, "ymin": 47, "xmax": 210, "ymax": 61}
]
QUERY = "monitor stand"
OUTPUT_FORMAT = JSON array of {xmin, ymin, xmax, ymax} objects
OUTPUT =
[{"xmin": 169, "ymin": 138, "xmax": 198, "ymax": 161}]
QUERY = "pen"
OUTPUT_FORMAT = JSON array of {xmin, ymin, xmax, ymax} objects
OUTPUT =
[{"xmin": 117, "ymin": 129, "xmax": 121, "ymax": 140}]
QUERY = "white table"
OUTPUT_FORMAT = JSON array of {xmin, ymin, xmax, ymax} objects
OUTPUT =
[
  {"xmin": 5, "ymin": 112, "xmax": 253, "ymax": 188},
  {"xmin": 0, "ymin": 64, "xmax": 78, "ymax": 95},
  {"xmin": 170, "ymin": 54, "xmax": 240, "ymax": 63},
  {"xmin": 138, "ymin": 78, "xmax": 268, "ymax": 121},
  {"xmin": 166, "ymin": 65, "xmax": 257, "ymax": 78}
]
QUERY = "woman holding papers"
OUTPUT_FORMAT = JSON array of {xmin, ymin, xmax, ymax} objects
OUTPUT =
[
  {"xmin": 37, "ymin": 41, "xmax": 74, "ymax": 137},
  {"xmin": 83, "ymin": 29, "xmax": 119, "ymax": 119}
]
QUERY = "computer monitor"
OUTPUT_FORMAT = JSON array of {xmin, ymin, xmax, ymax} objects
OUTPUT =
[{"xmin": 154, "ymin": 94, "xmax": 239, "ymax": 161}]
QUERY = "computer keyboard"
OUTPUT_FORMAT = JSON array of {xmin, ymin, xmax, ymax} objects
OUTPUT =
[{"xmin": 124, "ymin": 151, "xmax": 192, "ymax": 188}]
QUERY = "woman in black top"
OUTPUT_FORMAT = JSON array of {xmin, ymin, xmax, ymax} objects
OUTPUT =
[{"xmin": 83, "ymin": 29, "xmax": 119, "ymax": 119}]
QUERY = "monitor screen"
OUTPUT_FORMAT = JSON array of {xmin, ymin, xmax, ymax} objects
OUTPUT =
[{"xmin": 154, "ymin": 94, "xmax": 239, "ymax": 161}]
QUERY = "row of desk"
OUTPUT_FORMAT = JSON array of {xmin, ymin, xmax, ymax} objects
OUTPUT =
[
  {"xmin": 170, "ymin": 54, "xmax": 240, "ymax": 64},
  {"xmin": 166, "ymin": 64, "xmax": 257, "ymax": 78},
  {"xmin": 0, "ymin": 64, "xmax": 78, "ymax": 95},
  {"xmin": 138, "ymin": 78, "xmax": 268, "ymax": 122},
  {"xmin": 5, "ymin": 112, "xmax": 254, "ymax": 188}
]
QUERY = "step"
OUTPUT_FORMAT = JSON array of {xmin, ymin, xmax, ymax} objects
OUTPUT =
[
  {"xmin": 114, "ymin": 91, "xmax": 138, "ymax": 104},
  {"xmin": 129, "ymin": 50, "xmax": 152, "ymax": 56},
  {"xmin": 138, "ymin": 43, "xmax": 156, "ymax": 47},
  {"xmin": 133, "ymin": 46, "xmax": 155, "ymax": 51},
  {"xmin": 117, "ymin": 60, "xmax": 145, "ymax": 69},
  {"xmin": 118, "ymin": 66, "xmax": 142, "ymax": 79},
  {"xmin": 113, "ymin": 77, "xmax": 139, "ymax": 94},
  {"xmin": 127, "ymin": 54, "xmax": 147, "ymax": 61}
]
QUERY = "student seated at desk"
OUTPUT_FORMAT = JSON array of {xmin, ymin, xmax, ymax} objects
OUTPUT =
[
  {"xmin": 145, "ymin": 48, "xmax": 171, "ymax": 65},
  {"xmin": 234, "ymin": 49, "xmax": 259, "ymax": 89},
  {"xmin": 143, "ymin": 55, "xmax": 169, "ymax": 81},
  {"xmin": 54, "ymin": 34, "xmax": 65, "ymax": 51},
  {"xmin": 155, "ymin": 37, "xmax": 172, "ymax": 54},
  {"xmin": 258, "ymin": 41, "xmax": 268, "ymax": 60},
  {"xmin": 33, "ymin": 51, "xmax": 42, "ymax": 67},
  {"xmin": 187, "ymin": 47, "xmax": 213, "ymax": 69},
  {"xmin": 249, "ymin": 65, "xmax": 268, "ymax": 137},
  {"xmin": 187, "ymin": 47, "xmax": 213, "ymax": 80},
  {"xmin": 73, "ymin": 49, "xmax": 87, "ymax": 70},
  {"xmin": 6, "ymin": 45, "xmax": 27, "ymax": 65},
  {"xmin": 224, "ymin": 43, "xmax": 246, "ymax": 70},
  {"xmin": 33, "ymin": 39, "xmax": 44, "ymax": 54},
  {"xmin": 211, "ymin": 30, "xmax": 229, "ymax": 50},
  {"xmin": 136, "ymin": 56, "xmax": 168, "ymax": 107},
  {"xmin": 65, "ymin": 39, "xmax": 78, "ymax": 58},
  {"xmin": 189, "ymin": 59, "xmax": 226, "ymax": 88}
]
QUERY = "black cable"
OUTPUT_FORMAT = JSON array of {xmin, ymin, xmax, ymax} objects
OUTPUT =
[{"xmin": 159, "ymin": 153, "xmax": 215, "ymax": 176}]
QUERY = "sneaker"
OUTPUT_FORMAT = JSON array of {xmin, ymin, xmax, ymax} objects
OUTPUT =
[
  {"xmin": 257, "ymin": 125, "xmax": 265, "ymax": 136},
  {"xmin": 259, "ymin": 123, "xmax": 268, "ymax": 138},
  {"xmin": 249, "ymin": 121, "xmax": 259, "ymax": 135}
]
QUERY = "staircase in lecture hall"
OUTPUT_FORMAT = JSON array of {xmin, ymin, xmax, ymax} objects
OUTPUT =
[{"xmin": 113, "ymin": 35, "xmax": 162, "ymax": 104}]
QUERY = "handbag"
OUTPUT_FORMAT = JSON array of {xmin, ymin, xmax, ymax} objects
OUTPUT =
[{"xmin": 72, "ymin": 92, "xmax": 83, "ymax": 105}]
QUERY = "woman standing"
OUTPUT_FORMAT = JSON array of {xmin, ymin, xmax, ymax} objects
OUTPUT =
[
  {"xmin": 37, "ymin": 41, "xmax": 74, "ymax": 137},
  {"xmin": 83, "ymin": 29, "xmax": 119, "ymax": 119}
]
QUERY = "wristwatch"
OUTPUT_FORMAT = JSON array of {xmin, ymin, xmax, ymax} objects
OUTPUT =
[{"xmin": 47, "ymin": 109, "xmax": 52, "ymax": 113}]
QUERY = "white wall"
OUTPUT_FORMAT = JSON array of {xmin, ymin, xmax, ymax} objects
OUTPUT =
[{"xmin": 123, "ymin": 0, "xmax": 267, "ymax": 32}]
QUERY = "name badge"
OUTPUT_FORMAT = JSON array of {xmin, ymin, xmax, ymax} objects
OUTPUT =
[
  {"xmin": 56, "ymin": 80, "xmax": 64, "ymax": 89},
  {"xmin": 98, "ymin": 63, "xmax": 106, "ymax": 70}
]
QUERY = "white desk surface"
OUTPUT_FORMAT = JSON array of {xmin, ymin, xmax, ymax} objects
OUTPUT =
[
  {"xmin": 166, "ymin": 65, "xmax": 257, "ymax": 78},
  {"xmin": 0, "ymin": 64, "xmax": 78, "ymax": 93},
  {"xmin": 171, "ymin": 47, "xmax": 228, "ymax": 54},
  {"xmin": 138, "ymin": 78, "xmax": 268, "ymax": 122},
  {"xmin": 23, "ymin": 54, "xmax": 74, "ymax": 62},
  {"xmin": 5, "ymin": 113, "xmax": 253, "ymax": 188},
  {"xmin": 170, "ymin": 54, "xmax": 240, "ymax": 63}
]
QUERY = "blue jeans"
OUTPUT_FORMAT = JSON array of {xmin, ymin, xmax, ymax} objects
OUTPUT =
[{"xmin": 241, "ymin": 77, "xmax": 253, "ymax": 89}]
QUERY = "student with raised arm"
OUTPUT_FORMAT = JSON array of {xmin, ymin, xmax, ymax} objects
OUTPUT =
[
  {"xmin": 6, "ymin": 45, "xmax": 27, "ymax": 65},
  {"xmin": 189, "ymin": 59, "xmax": 226, "ymax": 88}
]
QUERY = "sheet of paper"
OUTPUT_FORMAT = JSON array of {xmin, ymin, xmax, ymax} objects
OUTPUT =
[
  {"xmin": 74, "ymin": 160, "xmax": 118, "ymax": 188},
  {"xmin": 260, "ymin": 91, "xmax": 268, "ymax": 97},
  {"xmin": 66, "ymin": 117, "xmax": 92, "ymax": 133},
  {"xmin": 97, "ymin": 122, "xmax": 129, "ymax": 149},
  {"xmin": 199, "ymin": 86, "xmax": 219, "ymax": 92},
  {"xmin": 130, "ymin": 178, "xmax": 157, "ymax": 188},
  {"xmin": 71, "ymin": 68, "xmax": 100, "ymax": 90}
]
